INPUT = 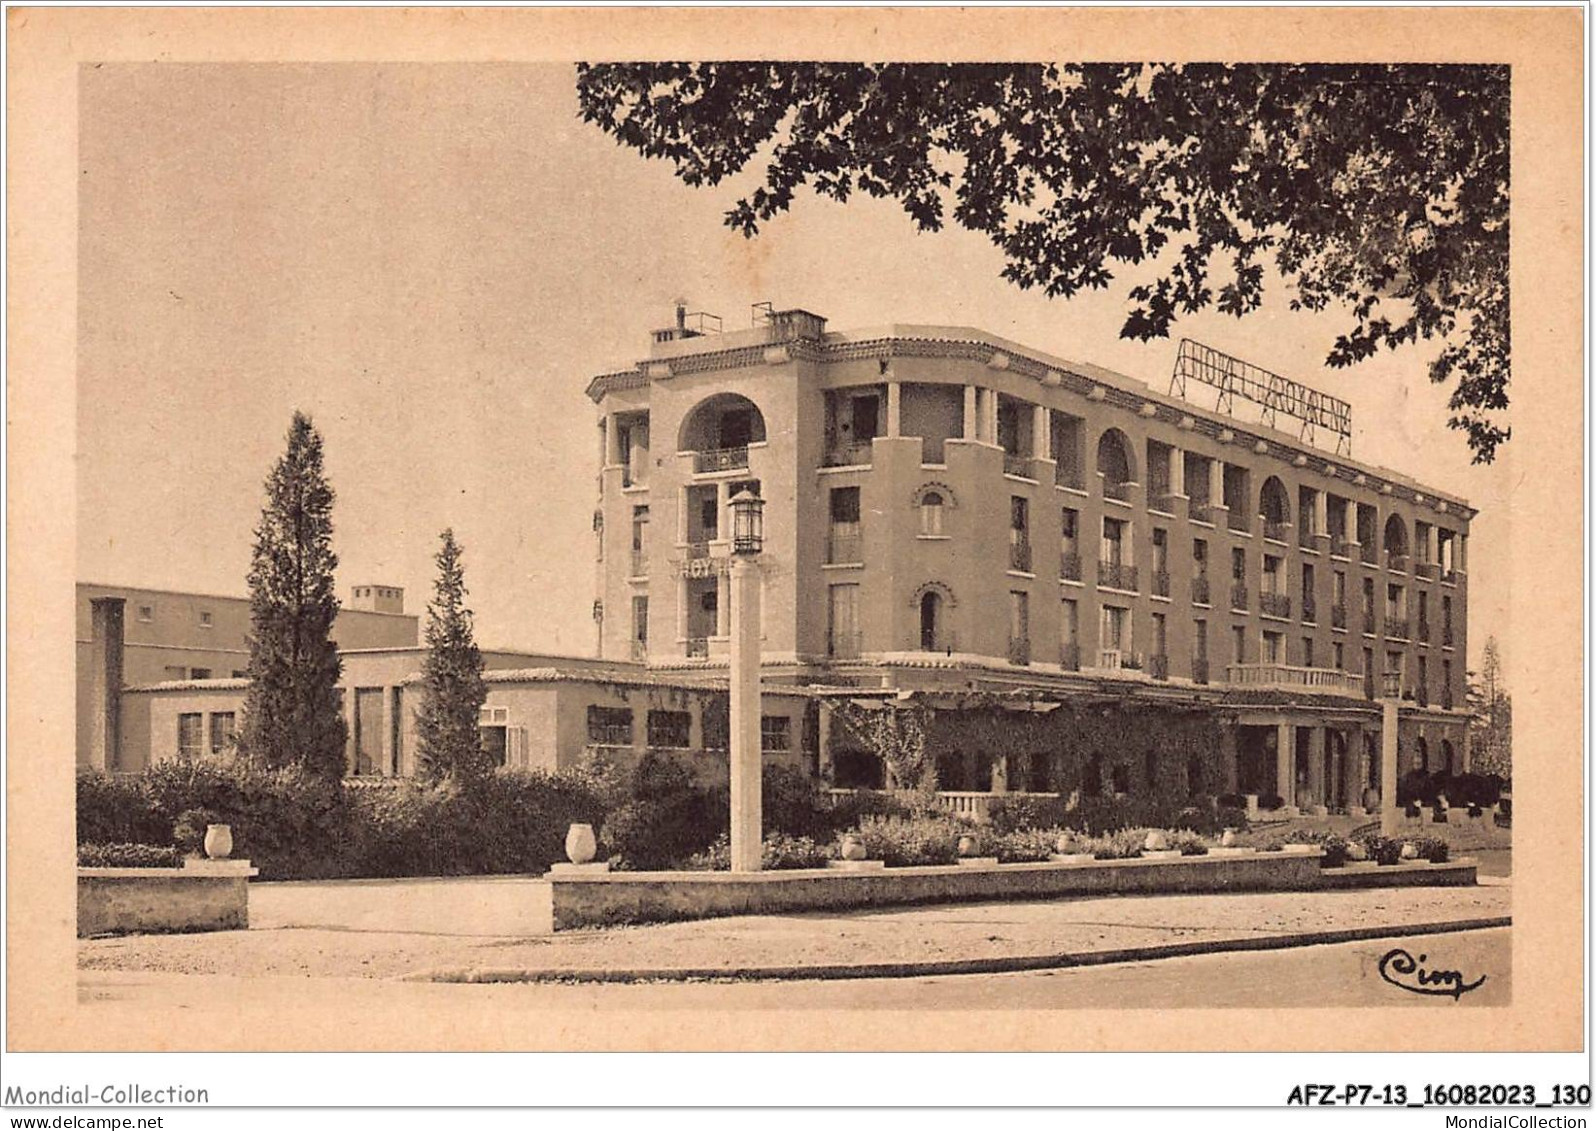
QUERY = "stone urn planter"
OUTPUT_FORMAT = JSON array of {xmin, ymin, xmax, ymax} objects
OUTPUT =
[
  {"xmin": 1219, "ymin": 827, "xmax": 1239, "ymax": 848},
  {"xmin": 839, "ymin": 834, "xmax": 867, "ymax": 862},
  {"xmin": 1399, "ymin": 841, "xmax": 1418, "ymax": 861},
  {"xmin": 1362, "ymin": 787, "xmax": 1381, "ymax": 812},
  {"xmin": 957, "ymin": 834, "xmax": 980, "ymax": 858},
  {"xmin": 203, "ymin": 824, "xmax": 233, "ymax": 861},
  {"xmin": 564, "ymin": 823, "xmax": 598, "ymax": 865}
]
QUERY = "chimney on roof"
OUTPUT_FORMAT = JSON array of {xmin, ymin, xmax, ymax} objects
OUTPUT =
[
  {"xmin": 87, "ymin": 597, "xmax": 125, "ymax": 772},
  {"xmin": 675, "ymin": 300, "xmax": 688, "ymax": 331},
  {"xmin": 349, "ymin": 585, "xmax": 405, "ymax": 614}
]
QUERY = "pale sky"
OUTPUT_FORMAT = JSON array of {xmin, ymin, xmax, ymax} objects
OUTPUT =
[{"xmin": 77, "ymin": 62, "xmax": 1511, "ymax": 669}]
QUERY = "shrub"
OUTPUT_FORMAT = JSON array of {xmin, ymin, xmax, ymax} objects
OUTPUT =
[
  {"xmin": 686, "ymin": 832, "xmax": 836, "ymax": 871},
  {"xmin": 1359, "ymin": 834, "xmax": 1404, "ymax": 866},
  {"xmin": 1410, "ymin": 836, "xmax": 1450, "ymax": 863},
  {"xmin": 1061, "ymin": 795, "xmax": 1159, "ymax": 834},
  {"xmin": 1165, "ymin": 829, "xmax": 1210, "ymax": 856},
  {"xmin": 987, "ymin": 794, "xmax": 1071, "ymax": 834},
  {"xmin": 1216, "ymin": 792, "xmax": 1247, "ymax": 810},
  {"xmin": 991, "ymin": 826, "xmax": 1059, "ymax": 863},
  {"xmin": 1431, "ymin": 803, "xmax": 1449, "ymax": 823},
  {"xmin": 761, "ymin": 763, "xmax": 834, "ymax": 839},
  {"xmin": 1083, "ymin": 828, "xmax": 1148, "ymax": 860},
  {"xmin": 600, "ymin": 752, "xmax": 725, "ymax": 871},
  {"xmin": 851, "ymin": 814, "xmax": 962, "ymax": 866},
  {"xmin": 823, "ymin": 789, "xmax": 914, "ymax": 834},
  {"xmin": 1216, "ymin": 806, "xmax": 1250, "ymax": 834},
  {"xmin": 77, "ymin": 843, "xmax": 181, "ymax": 868}
]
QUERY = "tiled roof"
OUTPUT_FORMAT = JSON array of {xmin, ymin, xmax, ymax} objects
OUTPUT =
[{"xmin": 125, "ymin": 678, "xmax": 251, "ymax": 694}]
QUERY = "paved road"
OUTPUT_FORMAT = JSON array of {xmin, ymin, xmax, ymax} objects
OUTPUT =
[{"xmin": 81, "ymin": 927, "xmax": 1508, "ymax": 1013}]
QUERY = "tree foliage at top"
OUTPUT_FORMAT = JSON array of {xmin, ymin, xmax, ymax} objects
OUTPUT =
[
  {"xmin": 239, "ymin": 411, "xmax": 348, "ymax": 778},
  {"xmin": 414, "ymin": 528, "xmax": 491, "ymax": 786},
  {"xmin": 576, "ymin": 62, "xmax": 1510, "ymax": 461}
]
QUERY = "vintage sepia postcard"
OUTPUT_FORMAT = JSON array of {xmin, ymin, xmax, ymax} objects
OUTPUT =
[{"xmin": 4, "ymin": 5, "xmax": 1584, "ymax": 1075}]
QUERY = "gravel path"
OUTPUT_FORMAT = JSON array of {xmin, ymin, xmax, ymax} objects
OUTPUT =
[{"xmin": 80, "ymin": 882, "xmax": 1509, "ymax": 981}]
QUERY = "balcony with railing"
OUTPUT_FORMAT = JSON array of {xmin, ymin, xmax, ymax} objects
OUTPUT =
[
  {"xmin": 629, "ymin": 549, "xmax": 648, "ymax": 578},
  {"xmin": 1009, "ymin": 542, "xmax": 1033, "ymax": 573},
  {"xmin": 694, "ymin": 446, "xmax": 749, "ymax": 474},
  {"xmin": 1008, "ymin": 636, "xmax": 1032, "ymax": 666},
  {"xmin": 1097, "ymin": 649, "xmax": 1143, "ymax": 672},
  {"xmin": 1386, "ymin": 551, "xmax": 1409, "ymax": 574},
  {"xmin": 1230, "ymin": 583, "xmax": 1249, "ymax": 611},
  {"xmin": 1362, "ymin": 612, "xmax": 1377, "ymax": 636},
  {"xmin": 1225, "ymin": 662, "xmax": 1364, "ymax": 697},
  {"xmin": 1262, "ymin": 520, "xmax": 1289, "ymax": 544},
  {"xmin": 1417, "ymin": 617, "xmax": 1430, "ymax": 643},
  {"xmin": 1329, "ymin": 534, "xmax": 1349, "ymax": 558},
  {"xmin": 1414, "ymin": 561, "xmax": 1437, "ymax": 582},
  {"xmin": 1102, "ymin": 478, "xmax": 1134, "ymax": 503},
  {"xmin": 919, "ymin": 629, "xmax": 958, "ymax": 655},
  {"xmin": 1149, "ymin": 653, "xmax": 1170, "ymax": 681},
  {"xmin": 1386, "ymin": 616, "xmax": 1411, "ymax": 640},
  {"xmin": 827, "ymin": 527, "xmax": 863, "ymax": 565},
  {"xmin": 1191, "ymin": 577, "xmax": 1211, "ymax": 606},
  {"xmin": 827, "ymin": 631, "xmax": 863, "ymax": 660},
  {"xmin": 686, "ymin": 637, "xmax": 710, "ymax": 659},
  {"xmin": 1227, "ymin": 509, "xmax": 1250, "ymax": 533},
  {"xmin": 1098, "ymin": 560, "xmax": 1138, "ymax": 592},
  {"xmin": 1191, "ymin": 656, "xmax": 1210, "ymax": 685},
  {"xmin": 1060, "ymin": 550, "xmax": 1082, "ymax": 582},
  {"xmin": 1331, "ymin": 603, "xmax": 1348, "ymax": 630},
  {"xmin": 1188, "ymin": 500, "xmax": 1214, "ymax": 525},
  {"xmin": 1298, "ymin": 525, "xmax": 1318, "ymax": 550},
  {"xmin": 1301, "ymin": 596, "xmax": 1317, "ymax": 624},
  {"xmin": 629, "ymin": 639, "xmax": 648, "ymax": 664},
  {"xmin": 1442, "ymin": 568, "xmax": 1461, "ymax": 585},
  {"xmin": 1151, "ymin": 570, "xmax": 1171, "ymax": 598},
  {"xmin": 1443, "ymin": 623, "xmax": 1454, "ymax": 647},
  {"xmin": 1055, "ymin": 464, "xmax": 1086, "ymax": 491},
  {"xmin": 1360, "ymin": 542, "xmax": 1379, "ymax": 565},
  {"xmin": 1003, "ymin": 452, "xmax": 1035, "ymax": 478},
  {"xmin": 1259, "ymin": 592, "xmax": 1291, "ymax": 619},
  {"xmin": 1150, "ymin": 493, "xmax": 1178, "ymax": 516},
  {"xmin": 1060, "ymin": 642, "xmax": 1081, "ymax": 671},
  {"xmin": 821, "ymin": 441, "xmax": 873, "ymax": 468}
]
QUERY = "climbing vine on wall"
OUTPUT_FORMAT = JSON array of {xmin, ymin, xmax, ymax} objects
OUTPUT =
[{"xmin": 830, "ymin": 699, "xmax": 937, "ymax": 794}]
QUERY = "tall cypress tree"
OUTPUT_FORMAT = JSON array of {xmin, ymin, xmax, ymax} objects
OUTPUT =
[
  {"xmin": 414, "ymin": 528, "xmax": 489, "ymax": 786},
  {"xmin": 239, "ymin": 412, "xmax": 348, "ymax": 778}
]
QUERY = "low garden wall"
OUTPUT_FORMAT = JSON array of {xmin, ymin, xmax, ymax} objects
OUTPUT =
[
  {"xmin": 77, "ymin": 860, "xmax": 257, "ymax": 937},
  {"xmin": 548, "ymin": 851, "xmax": 1328, "ymax": 930},
  {"xmin": 1319, "ymin": 859, "xmax": 1479, "ymax": 889}
]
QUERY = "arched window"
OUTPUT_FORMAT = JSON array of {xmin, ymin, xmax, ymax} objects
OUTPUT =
[
  {"xmin": 1095, "ymin": 429, "xmax": 1137, "ymax": 500},
  {"xmin": 1384, "ymin": 514, "xmax": 1410, "ymax": 569},
  {"xmin": 919, "ymin": 490, "xmax": 945, "ymax": 536},
  {"xmin": 1259, "ymin": 476, "xmax": 1292, "ymax": 539},
  {"xmin": 919, "ymin": 589, "xmax": 943, "ymax": 651}
]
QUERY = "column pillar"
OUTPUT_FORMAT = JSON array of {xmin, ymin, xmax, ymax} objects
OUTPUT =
[
  {"xmin": 817, "ymin": 701, "xmax": 835, "ymax": 782},
  {"xmin": 716, "ymin": 568, "xmax": 731, "ymax": 638},
  {"xmin": 984, "ymin": 389, "xmax": 999, "ymax": 444},
  {"xmin": 1209, "ymin": 460, "xmax": 1226, "ymax": 514},
  {"xmin": 1220, "ymin": 722, "xmax": 1239, "ymax": 792},
  {"xmin": 1170, "ymin": 448, "xmax": 1186, "ymax": 498},
  {"xmin": 1314, "ymin": 490, "xmax": 1329, "ymax": 539},
  {"xmin": 1032, "ymin": 404, "xmax": 1050, "ymax": 461},
  {"xmin": 886, "ymin": 381, "xmax": 902, "ymax": 439},
  {"xmin": 87, "ymin": 597, "xmax": 125, "ymax": 772},
  {"xmin": 1275, "ymin": 721, "xmax": 1294, "ymax": 804},
  {"xmin": 728, "ymin": 555, "xmax": 764, "ymax": 872},
  {"xmin": 1307, "ymin": 726, "xmax": 1326, "ymax": 807},
  {"xmin": 1427, "ymin": 524, "xmax": 1439, "ymax": 569},
  {"xmin": 677, "ymin": 575, "xmax": 689, "ymax": 643},
  {"xmin": 1380, "ymin": 698, "xmax": 1401, "ymax": 836},
  {"xmin": 963, "ymin": 385, "xmax": 978, "ymax": 440}
]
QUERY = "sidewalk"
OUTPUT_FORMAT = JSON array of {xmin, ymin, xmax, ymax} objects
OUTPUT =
[{"xmin": 79, "ymin": 878, "xmax": 1509, "ymax": 984}]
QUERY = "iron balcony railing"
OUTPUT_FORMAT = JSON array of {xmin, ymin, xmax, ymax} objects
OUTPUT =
[
  {"xmin": 1060, "ymin": 550, "xmax": 1082, "ymax": 582},
  {"xmin": 1097, "ymin": 648, "xmax": 1142, "ymax": 672},
  {"xmin": 1443, "ymin": 624, "xmax": 1455, "ymax": 646},
  {"xmin": 1331, "ymin": 603, "xmax": 1348, "ymax": 630},
  {"xmin": 1298, "ymin": 526, "xmax": 1317, "ymax": 549},
  {"xmin": 1417, "ymin": 617, "xmax": 1430, "ymax": 643},
  {"xmin": 1226, "ymin": 662, "xmax": 1364, "ymax": 696},
  {"xmin": 920, "ymin": 630, "xmax": 958, "ymax": 654},
  {"xmin": 1102, "ymin": 478, "xmax": 1133, "ymax": 503},
  {"xmin": 1055, "ymin": 466, "xmax": 1086, "ymax": 491},
  {"xmin": 1329, "ymin": 534, "xmax": 1349, "ymax": 558},
  {"xmin": 1259, "ymin": 592, "xmax": 1291, "ymax": 618},
  {"xmin": 1386, "ymin": 551, "xmax": 1409, "ymax": 573},
  {"xmin": 630, "ymin": 549, "xmax": 648, "ymax": 577},
  {"xmin": 1360, "ymin": 542, "xmax": 1379, "ymax": 565},
  {"xmin": 1188, "ymin": 500, "xmax": 1214, "ymax": 525},
  {"xmin": 1362, "ymin": 612, "xmax": 1377, "ymax": 636},
  {"xmin": 1415, "ymin": 561, "xmax": 1438, "ymax": 581},
  {"xmin": 686, "ymin": 637, "xmax": 709, "ymax": 659},
  {"xmin": 1151, "ymin": 570, "xmax": 1171, "ymax": 598},
  {"xmin": 1386, "ymin": 616, "xmax": 1411, "ymax": 640},
  {"xmin": 1301, "ymin": 596, "xmax": 1317, "ymax": 624},
  {"xmin": 821, "ymin": 442, "xmax": 873, "ymax": 468},
  {"xmin": 1191, "ymin": 656, "xmax": 1210, "ymax": 685},
  {"xmin": 1060, "ymin": 642, "xmax": 1081, "ymax": 671},
  {"xmin": 1099, "ymin": 560, "xmax": 1138, "ymax": 591},
  {"xmin": 629, "ymin": 640, "xmax": 647, "ymax": 664},
  {"xmin": 1442, "ymin": 568, "xmax": 1460, "ymax": 584},
  {"xmin": 1008, "ymin": 636, "xmax": 1032, "ymax": 666},
  {"xmin": 1230, "ymin": 583, "xmax": 1250, "ymax": 611},
  {"xmin": 1150, "ymin": 493, "xmax": 1178, "ymax": 515},
  {"xmin": 1416, "ymin": 684, "xmax": 1429, "ymax": 707},
  {"xmin": 1003, "ymin": 452, "xmax": 1034, "ymax": 478},
  {"xmin": 1191, "ymin": 577, "xmax": 1211, "ymax": 606},
  {"xmin": 1227, "ymin": 509, "xmax": 1250, "ymax": 533},
  {"xmin": 827, "ymin": 528, "xmax": 863, "ymax": 565},
  {"xmin": 1149, "ymin": 654, "xmax": 1170, "ymax": 681},
  {"xmin": 1442, "ymin": 687, "xmax": 1455, "ymax": 710},
  {"xmin": 694, "ymin": 446, "xmax": 749, "ymax": 474},
  {"xmin": 1262, "ymin": 520, "xmax": 1289, "ymax": 543},
  {"xmin": 827, "ymin": 631, "xmax": 863, "ymax": 660},
  {"xmin": 1009, "ymin": 542, "xmax": 1033, "ymax": 573}
]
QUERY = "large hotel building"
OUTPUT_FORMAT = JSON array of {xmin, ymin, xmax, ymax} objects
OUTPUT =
[{"xmin": 589, "ymin": 307, "xmax": 1475, "ymax": 811}]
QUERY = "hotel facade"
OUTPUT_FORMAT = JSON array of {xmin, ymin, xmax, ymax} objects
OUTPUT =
[{"xmin": 589, "ymin": 308, "xmax": 1476, "ymax": 811}]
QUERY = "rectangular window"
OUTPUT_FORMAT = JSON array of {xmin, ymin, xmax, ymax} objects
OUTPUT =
[
  {"xmin": 1231, "ymin": 546, "xmax": 1246, "ymax": 582},
  {"xmin": 646, "ymin": 709, "xmax": 692, "ymax": 750},
  {"xmin": 1386, "ymin": 583, "xmax": 1404, "ymax": 619},
  {"xmin": 1442, "ymin": 594, "xmax": 1454, "ymax": 636},
  {"xmin": 1262, "ymin": 631, "xmax": 1284, "ymax": 664},
  {"xmin": 1302, "ymin": 637, "xmax": 1314, "ymax": 668},
  {"xmin": 1060, "ymin": 507, "xmax": 1079, "ymax": 551},
  {"xmin": 1151, "ymin": 528, "xmax": 1168, "ymax": 572},
  {"xmin": 1333, "ymin": 570, "xmax": 1347, "ymax": 605},
  {"xmin": 137, "ymin": 604, "xmax": 154, "ymax": 623},
  {"xmin": 1195, "ymin": 619, "xmax": 1208, "ymax": 659},
  {"xmin": 632, "ymin": 595, "xmax": 649, "ymax": 645},
  {"xmin": 198, "ymin": 610, "xmax": 214, "ymax": 629},
  {"xmin": 188, "ymin": 667, "xmax": 212, "ymax": 680},
  {"xmin": 354, "ymin": 687, "xmax": 383, "ymax": 776},
  {"xmin": 1009, "ymin": 590, "xmax": 1030, "ymax": 659},
  {"xmin": 631, "ymin": 505, "xmax": 649, "ymax": 551},
  {"xmin": 1417, "ymin": 655, "xmax": 1429, "ymax": 703},
  {"xmin": 1301, "ymin": 563, "xmax": 1315, "ymax": 599},
  {"xmin": 208, "ymin": 712, "xmax": 236, "ymax": 755},
  {"xmin": 1193, "ymin": 538, "xmax": 1208, "ymax": 578},
  {"xmin": 1060, "ymin": 598, "xmax": 1079, "ymax": 645},
  {"xmin": 1442, "ymin": 659, "xmax": 1453, "ymax": 706},
  {"xmin": 1011, "ymin": 496, "xmax": 1029, "ymax": 537},
  {"xmin": 830, "ymin": 485, "xmax": 861, "ymax": 524},
  {"xmin": 1152, "ymin": 611, "xmax": 1167, "ymax": 656},
  {"xmin": 1334, "ymin": 642, "xmax": 1345, "ymax": 670},
  {"xmin": 177, "ymin": 713, "xmax": 203, "ymax": 758},
  {"xmin": 1102, "ymin": 516, "xmax": 1127, "ymax": 565},
  {"xmin": 163, "ymin": 665, "xmax": 187, "ymax": 680},
  {"xmin": 1233, "ymin": 625, "xmax": 1246, "ymax": 664},
  {"xmin": 587, "ymin": 705, "xmax": 634, "ymax": 747},
  {"xmin": 480, "ymin": 726, "xmax": 509, "ymax": 768},
  {"xmin": 1099, "ymin": 604, "xmax": 1129, "ymax": 651},
  {"xmin": 761, "ymin": 716, "xmax": 792, "ymax": 754},
  {"xmin": 1362, "ymin": 576, "xmax": 1376, "ymax": 616},
  {"xmin": 700, "ymin": 495, "xmax": 719, "ymax": 540},
  {"xmin": 828, "ymin": 583, "xmax": 861, "ymax": 658},
  {"xmin": 1262, "ymin": 555, "xmax": 1283, "ymax": 595}
]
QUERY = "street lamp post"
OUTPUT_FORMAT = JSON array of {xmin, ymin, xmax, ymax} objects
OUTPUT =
[
  {"xmin": 1379, "ymin": 668, "xmax": 1403, "ymax": 836},
  {"xmin": 728, "ymin": 489, "xmax": 765, "ymax": 872}
]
